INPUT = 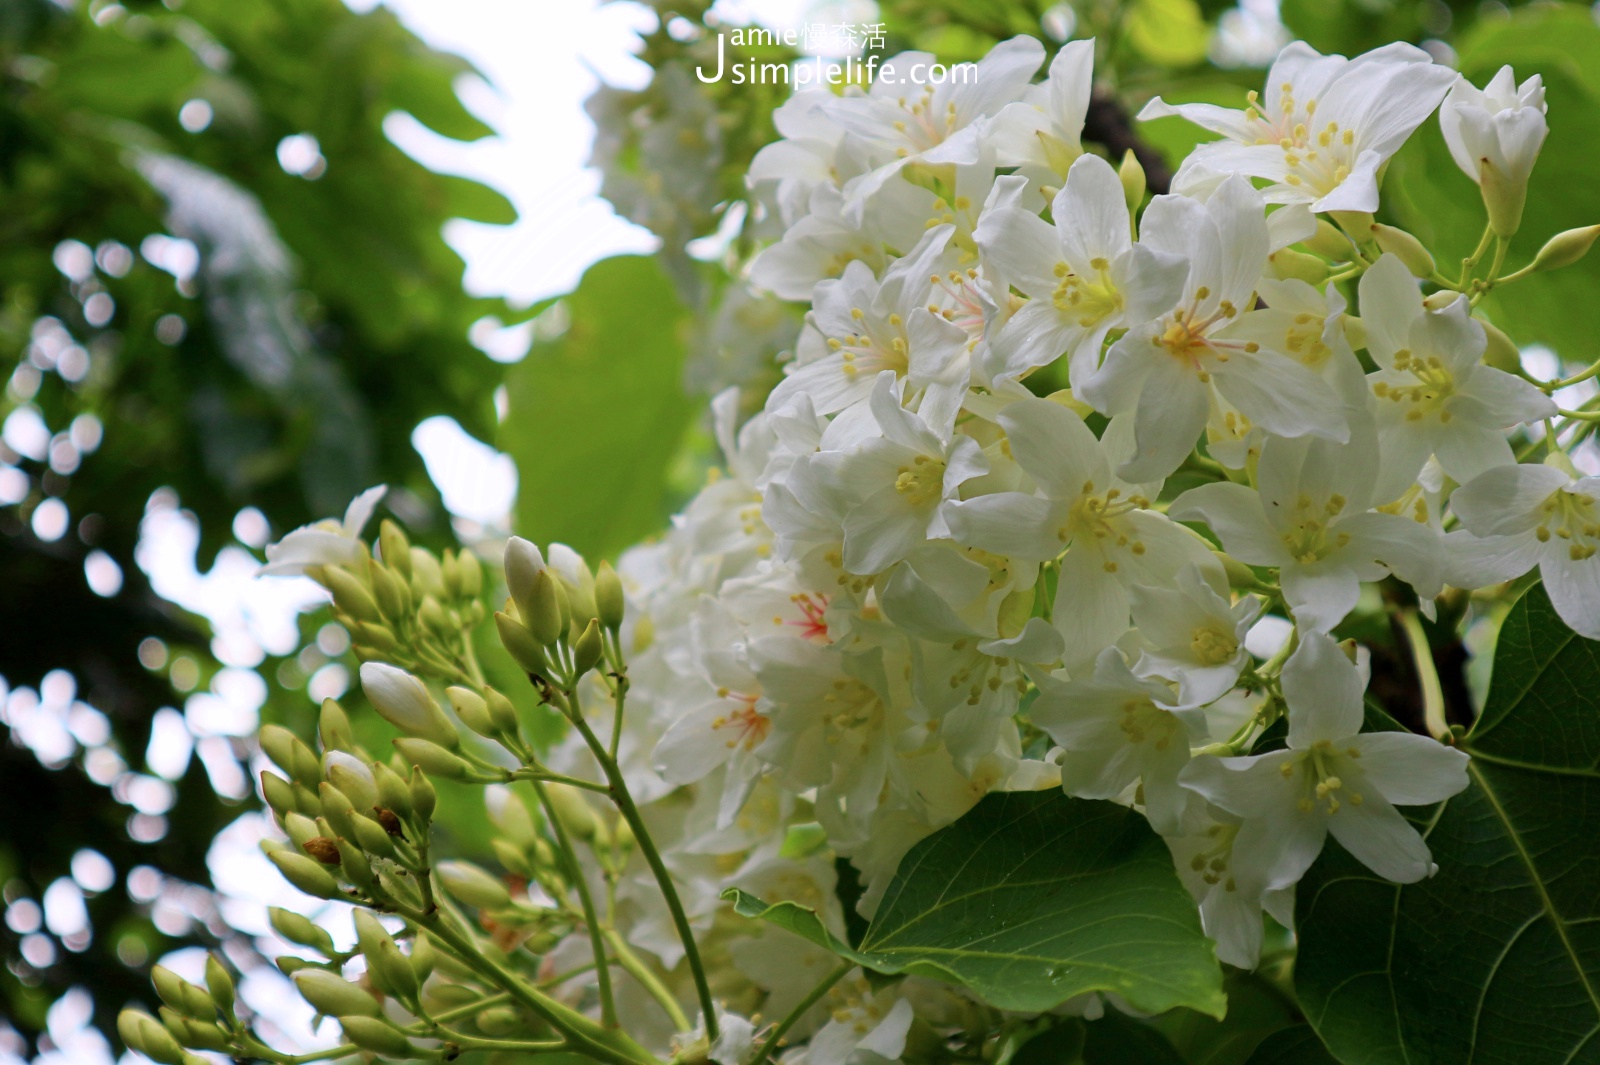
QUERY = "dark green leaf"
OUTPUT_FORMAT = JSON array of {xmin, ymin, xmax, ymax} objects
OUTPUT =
[
  {"xmin": 1296, "ymin": 583, "xmax": 1600, "ymax": 1064},
  {"xmin": 500, "ymin": 255, "xmax": 697, "ymax": 559},
  {"xmin": 725, "ymin": 791, "xmax": 1225, "ymax": 1018},
  {"xmin": 1151, "ymin": 971, "xmax": 1299, "ymax": 1065},
  {"xmin": 1243, "ymin": 1026, "xmax": 1340, "ymax": 1065}
]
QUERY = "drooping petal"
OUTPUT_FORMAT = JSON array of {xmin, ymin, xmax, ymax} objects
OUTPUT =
[{"xmin": 1325, "ymin": 789, "xmax": 1437, "ymax": 883}]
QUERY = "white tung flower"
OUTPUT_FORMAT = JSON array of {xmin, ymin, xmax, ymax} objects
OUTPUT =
[
  {"xmin": 1440, "ymin": 65, "xmax": 1548, "ymax": 236},
  {"xmin": 1130, "ymin": 563, "xmax": 1263, "ymax": 708},
  {"xmin": 260, "ymin": 484, "xmax": 386, "ymax": 576},
  {"xmin": 1180, "ymin": 633, "xmax": 1469, "ymax": 890},
  {"xmin": 1143, "ymin": 41, "xmax": 1458, "ymax": 213}
]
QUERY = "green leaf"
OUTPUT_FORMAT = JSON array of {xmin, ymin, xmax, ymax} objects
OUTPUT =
[
  {"xmin": 500, "ymin": 255, "xmax": 697, "ymax": 560},
  {"xmin": 1295, "ymin": 583, "xmax": 1600, "ymax": 1064},
  {"xmin": 1151, "ymin": 971, "xmax": 1300, "ymax": 1065},
  {"xmin": 1125, "ymin": 0, "xmax": 1211, "ymax": 68},
  {"xmin": 1243, "ymin": 1026, "xmax": 1340, "ymax": 1065},
  {"xmin": 725, "ymin": 791, "xmax": 1225, "ymax": 1018}
]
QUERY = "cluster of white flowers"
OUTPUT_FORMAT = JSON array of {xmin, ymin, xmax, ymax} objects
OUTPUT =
[
  {"xmin": 255, "ymin": 34, "xmax": 1595, "ymax": 1063},
  {"xmin": 592, "ymin": 34, "xmax": 1590, "ymax": 1003}
]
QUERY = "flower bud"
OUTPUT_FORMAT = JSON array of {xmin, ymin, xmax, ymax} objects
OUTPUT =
[
  {"xmin": 282, "ymin": 812, "xmax": 319, "ymax": 851},
  {"xmin": 1302, "ymin": 218, "xmax": 1354, "ymax": 260},
  {"xmin": 267, "ymin": 847, "xmax": 342, "ymax": 898},
  {"xmin": 409, "ymin": 767, "xmax": 437, "ymax": 823},
  {"xmin": 339, "ymin": 1016, "xmax": 416, "ymax": 1058},
  {"xmin": 476, "ymin": 1005, "xmax": 523, "ymax": 1037},
  {"xmin": 446, "ymin": 686, "xmax": 496, "ymax": 738},
  {"xmin": 351, "ymin": 621, "xmax": 401, "ymax": 657},
  {"xmin": 492, "ymin": 839, "xmax": 533, "ymax": 877},
  {"xmin": 294, "ymin": 969, "xmax": 382, "ymax": 1018},
  {"xmin": 119, "ymin": 1009, "xmax": 184, "ymax": 1065},
  {"xmin": 318, "ymin": 783, "xmax": 360, "ymax": 841},
  {"xmin": 393, "ymin": 738, "xmax": 472, "ymax": 780},
  {"xmin": 318, "ymin": 697, "xmax": 356, "ymax": 754},
  {"xmin": 1479, "ymin": 318, "xmax": 1522, "ymax": 374},
  {"xmin": 351, "ymin": 813, "xmax": 398, "ymax": 858},
  {"xmin": 152, "ymin": 965, "xmax": 215, "ymax": 1019},
  {"xmin": 1267, "ymin": 246, "xmax": 1328, "ymax": 284},
  {"xmin": 160, "ymin": 1009, "xmax": 228, "ymax": 1053},
  {"xmin": 1118, "ymin": 149, "xmax": 1146, "ymax": 211},
  {"xmin": 269, "ymin": 906, "xmax": 336, "ymax": 955},
  {"xmin": 378, "ymin": 520, "xmax": 412, "ymax": 581},
  {"xmin": 485, "ymin": 687, "xmax": 519, "ymax": 736},
  {"xmin": 572, "ymin": 618, "xmax": 604, "ymax": 677},
  {"xmin": 1341, "ymin": 314, "xmax": 1368, "ymax": 352},
  {"xmin": 1330, "ymin": 210, "xmax": 1373, "ymax": 244},
  {"xmin": 504, "ymin": 536, "xmax": 547, "ymax": 622},
  {"xmin": 360, "ymin": 663, "xmax": 459, "ymax": 749},
  {"xmin": 260, "ymin": 771, "xmax": 298, "ymax": 820},
  {"xmin": 323, "ymin": 566, "xmax": 382, "ymax": 625},
  {"xmin": 436, "ymin": 860, "xmax": 513, "ymax": 911},
  {"xmin": 595, "ymin": 561, "xmax": 625, "ymax": 631},
  {"xmin": 1371, "ymin": 226, "xmax": 1436, "ymax": 279},
  {"xmin": 411, "ymin": 932, "xmax": 437, "ymax": 984},
  {"xmin": 455, "ymin": 551, "xmax": 483, "ymax": 599},
  {"xmin": 260, "ymin": 725, "xmax": 320, "ymax": 789},
  {"xmin": 367, "ymin": 559, "xmax": 412, "ymax": 622},
  {"xmin": 525, "ymin": 569, "xmax": 566, "ymax": 647},
  {"xmin": 1532, "ymin": 225, "xmax": 1600, "ymax": 273},
  {"xmin": 204, "ymin": 955, "xmax": 235, "ymax": 1018},
  {"xmin": 323, "ymin": 750, "xmax": 379, "ymax": 809},
  {"xmin": 371, "ymin": 761, "xmax": 413, "ymax": 821},
  {"xmin": 337, "ymin": 838, "xmax": 375, "ymax": 892},
  {"xmin": 275, "ymin": 955, "xmax": 315, "ymax": 977},
  {"xmin": 544, "ymin": 783, "xmax": 597, "ymax": 841},
  {"xmin": 495, "ymin": 611, "xmax": 550, "ymax": 675},
  {"xmin": 555, "ymin": 550, "xmax": 599, "ymax": 630}
]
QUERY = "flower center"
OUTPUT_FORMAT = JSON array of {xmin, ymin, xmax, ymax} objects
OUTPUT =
[
  {"xmin": 1057, "ymin": 481, "xmax": 1151, "ymax": 571},
  {"xmin": 828, "ymin": 307, "xmax": 910, "ymax": 382},
  {"xmin": 1283, "ymin": 740, "xmax": 1365, "ymax": 815},
  {"xmin": 1189, "ymin": 821, "xmax": 1241, "ymax": 889},
  {"xmin": 1537, "ymin": 488, "xmax": 1600, "ymax": 561},
  {"xmin": 711, "ymin": 692, "xmax": 771, "ymax": 751},
  {"xmin": 1051, "ymin": 257, "xmax": 1122, "ymax": 328},
  {"xmin": 1190, "ymin": 626, "xmax": 1239, "ymax": 666},
  {"xmin": 1372, "ymin": 348, "xmax": 1459, "ymax": 422},
  {"xmin": 1279, "ymin": 491, "xmax": 1351, "ymax": 564},
  {"xmin": 894, "ymin": 454, "xmax": 947, "ymax": 507},
  {"xmin": 1278, "ymin": 119, "xmax": 1356, "ymax": 196},
  {"xmin": 1117, "ymin": 697, "xmax": 1182, "ymax": 750}
]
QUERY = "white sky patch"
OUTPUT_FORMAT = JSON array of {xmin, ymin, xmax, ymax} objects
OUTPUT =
[{"xmin": 412, "ymin": 415, "xmax": 518, "ymax": 526}]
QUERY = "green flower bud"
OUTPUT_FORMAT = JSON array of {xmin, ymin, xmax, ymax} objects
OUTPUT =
[
  {"xmin": 373, "ymin": 939, "xmax": 420, "ymax": 1006},
  {"xmin": 562, "ymin": 558, "xmax": 599, "ymax": 629},
  {"xmin": 204, "ymin": 956, "xmax": 235, "ymax": 1018},
  {"xmin": 455, "ymin": 551, "xmax": 482, "ymax": 599},
  {"xmin": 476, "ymin": 1005, "xmax": 523, "ymax": 1037},
  {"xmin": 339, "ymin": 1016, "xmax": 416, "ymax": 1058},
  {"xmin": 318, "ymin": 783, "xmax": 360, "ymax": 842},
  {"xmin": 491, "ymin": 839, "xmax": 533, "ymax": 877},
  {"xmin": 378, "ymin": 520, "xmax": 412, "ymax": 581},
  {"xmin": 260, "ymin": 725, "xmax": 320, "ymax": 789},
  {"xmin": 266, "ymin": 848, "xmax": 342, "ymax": 899},
  {"xmin": 318, "ymin": 697, "xmax": 357, "ymax": 754},
  {"xmin": 1118, "ymin": 149, "xmax": 1146, "ymax": 211},
  {"xmin": 1330, "ymin": 210, "xmax": 1373, "ymax": 244},
  {"xmin": 294, "ymin": 969, "xmax": 382, "ymax": 1018},
  {"xmin": 495, "ymin": 611, "xmax": 550, "ymax": 675},
  {"xmin": 595, "ymin": 561, "xmax": 625, "ymax": 631},
  {"xmin": 351, "ymin": 813, "xmax": 397, "ymax": 858},
  {"xmin": 152, "ymin": 965, "xmax": 215, "ymax": 1019},
  {"xmin": 417, "ymin": 595, "xmax": 452, "ymax": 641},
  {"xmin": 410, "ymin": 547, "xmax": 447, "ymax": 599},
  {"xmin": 337, "ymin": 838, "xmax": 375, "ymax": 892},
  {"xmin": 572, "ymin": 618, "xmax": 604, "ymax": 677},
  {"xmin": 526, "ymin": 569, "xmax": 565, "ymax": 647},
  {"xmin": 371, "ymin": 761, "xmax": 412, "ymax": 820},
  {"xmin": 1533, "ymin": 225, "xmax": 1600, "ymax": 272},
  {"xmin": 446, "ymin": 686, "xmax": 496, "ymax": 738},
  {"xmin": 1303, "ymin": 218, "xmax": 1354, "ymax": 260},
  {"xmin": 392, "ymin": 738, "xmax": 472, "ymax": 780},
  {"xmin": 324, "ymin": 752, "xmax": 379, "ymax": 812},
  {"xmin": 367, "ymin": 559, "xmax": 412, "ymax": 622},
  {"xmin": 544, "ymin": 784, "xmax": 597, "ymax": 841},
  {"xmin": 1371, "ymin": 225, "xmax": 1436, "ymax": 279},
  {"xmin": 260, "ymin": 771, "xmax": 298, "ymax": 821},
  {"xmin": 269, "ymin": 906, "xmax": 337, "ymax": 955},
  {"xmin": 485, "ymin": 687, "xmax": 519, "ymax": 736},
  {"xmin": 360, "ymin": 663, "xmax": 459, "ymax": 748},
  {"xmin": 409, "ymin": 767, "xmax": 437, "ymax": 823},
  {"xmin": 275, "ymin": 955, "xmax": 315, "ymax": 977},
  {"xmin": 411, "ymin": 932, "xmax": 437, "ymax": 984},
  {"xmin": 1266, "ymin": 246, "xmax": 1328, "ymax": 284},
  {"xmin": 119, "ymin": 1008, "xmax": 184, "ymax": 1065},
  {"xmin": 282, "ymin": 812, "xmax": 321, "ymax": 851},
  {"xmin": 1480, "ymin": 318, "xmax": 1522, "ymax": 374},
  {"xmin": 323, "ymin": 567, "xmax": 382, "ymax": 625},
  {"xmin": 159, "ymin": 1008, "xmax": 229, "ymax": 1053},
  {"xmin": 436, "ymin": 860, "xmax": 513, "ymax": 911},
  {"xmin": 352, "ymin": 621, "xmax": 401, "ymax": 656}
]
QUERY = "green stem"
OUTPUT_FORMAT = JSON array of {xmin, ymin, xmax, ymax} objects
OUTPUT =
[
  {"xmin": 1398, "ymin": 608, "xmax": 1449, "ymax": 741},
  {"xmin": 603, "ymin": 925, "xmax": 691, "ymax": 1032},
  {"xmin": 1543, "ymin": 358, "xmax": 1600, "ymax": 393},
  {"xmin": 399, "ymin": 903, "xmax": 655, "ymax": 1065},
  {"xmin": 567, "ymin": 708, "xmax": 719, "ymax": 1040},
  {"xmin": 1459, "ymin": 223, "xmax": 1494, "ymax": 287},
  {"xmin": 748, "ymin": 964, "xmax": 850, "ymax": 1065},
  {"xmin": 531, "ymin": 778, "xmax": 619, "ymax": 1029},
  {"xmin": 512, "ymin": 767, "xmax": 613, "ymax": 794}
]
